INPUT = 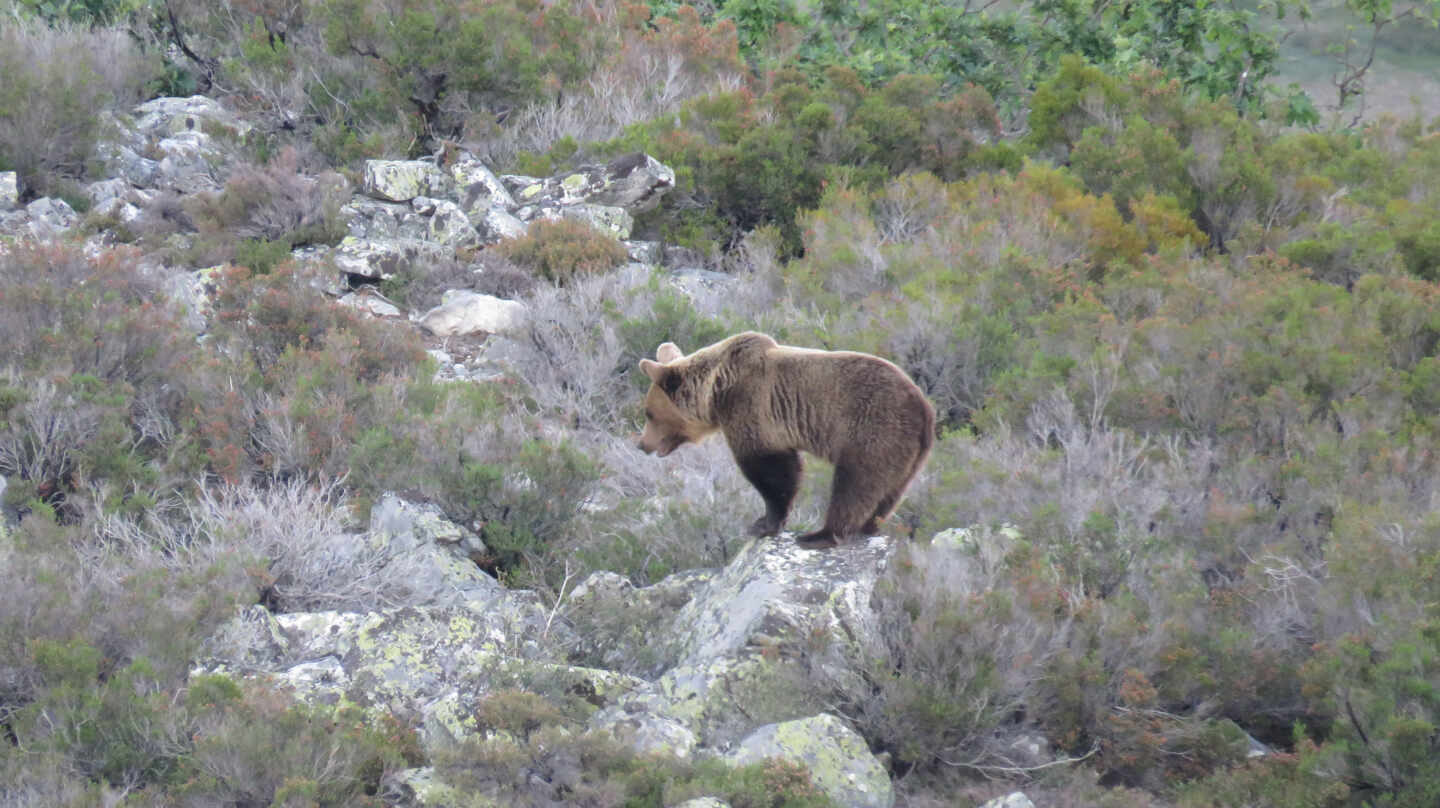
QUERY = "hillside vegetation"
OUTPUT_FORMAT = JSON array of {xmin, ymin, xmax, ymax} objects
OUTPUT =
[{"xmin": 3, "ymin": 0, "xmax": 1440, "ymax": 805}]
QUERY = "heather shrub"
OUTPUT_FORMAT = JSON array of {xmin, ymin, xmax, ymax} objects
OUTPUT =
[
  {"xmin": 0, "ymin": 19, "xmax": 157, "ymax": 195},
  {"xmin": 616, "ymin": 280, "xmax": 733, "ymax": 385},
  {"xmin": 209, "ymin": 261, "xmax": 423, "ymax": 383},
  {"xmin": 0, "ymin": 245, "xmax": 201, "ymax": 520},
  {"xmin": 379, "ymin": 251, "xmax": 539, "ymax": 312},
  {"xmin": 823, "ymin": 535, "xmax": 1069, "ymax": 775},
  {"xmin": 175, "ymin": 676, "xmax": 419, "ymax": 806},
  {"xmin": 578, "ymin": 436, "xmax": 755, "ymax": 584},
  {"xmin": 94, "ymin": 478, "xmax": 432, "ymax": 613},
  {"xmin": 432, "ymin": 689, "xmax": 833, "ymax": 807},
  {"xmin": 494, "ymin": 218, "xmax": 630, "ymax": 286},
  {"xmin": 0, "ymin": 514, "xmax": 250, "ymax": 792},
  {"xmin": 1175, "ymin": 744, "xmax": 1349, "ymax": 808},
  {"xmin": 186, "ymin": 148, "xmax": 350, "ymax": 259},
  {"xmin": 504, "ymin": 264, "xmax": 653, "ymax": 429}
]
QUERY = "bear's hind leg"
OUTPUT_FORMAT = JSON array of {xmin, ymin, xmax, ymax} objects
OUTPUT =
[
  {"xmin": 737, "ymin": 450, "xmax": 802, "ymax": 537},
  {"xmin": 861, "ymin": 489, "xmax": 903, "ymax": 535},
  {"xmin": 798, "ymin": 463, "xmax": 881, "ymax": 549}
]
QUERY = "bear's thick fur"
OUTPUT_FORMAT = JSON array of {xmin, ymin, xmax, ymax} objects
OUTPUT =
[{"xmin": 637, "ymin": 331, "xmax": 934, "ymax": 549}]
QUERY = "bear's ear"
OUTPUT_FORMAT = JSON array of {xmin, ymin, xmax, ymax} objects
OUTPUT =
[
  {"xmin": 639, "ymin": 359, "xmax": 683, "ymax": 396},
  {"xmin": 656, "ymin": 342, "xmax": 683, "ymax": 364},
  {"xmin": 639, "ymin": 358, "xmax": 665, "ymax": 383}
]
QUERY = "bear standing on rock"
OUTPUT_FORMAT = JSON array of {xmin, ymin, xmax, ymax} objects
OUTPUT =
[{"xmin": 637, "ymin": 332, "xmax": 935, "ymax": 549}]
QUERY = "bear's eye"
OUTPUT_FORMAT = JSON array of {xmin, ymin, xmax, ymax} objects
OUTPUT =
[{"xmin": 644, "ymin": 409, "xmax": 654, "ymax": 420}]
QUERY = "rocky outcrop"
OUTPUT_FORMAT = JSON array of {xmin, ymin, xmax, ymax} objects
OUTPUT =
[
  {"xmin": 507, "ymin": 152, "xmax": 675, "ymax": 212},
  {"xmin": 584, "ymin": 536, "xmax": 897, "ymax": 800},
  {"xmin": 104, "ymin": 95, "xmax": 249, "ymax": 193},
  {"xmin": 7, "ymin": 94, "xmax": 680, "ymax": 355},
  {"xmin": 191, "ymin": 496, "xmax": 902, "ymax": 805}
]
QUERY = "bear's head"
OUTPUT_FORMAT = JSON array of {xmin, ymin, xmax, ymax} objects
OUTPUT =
[{"xmin": 636, "ymin": 342, "xmax": 716, "ymax": 456}]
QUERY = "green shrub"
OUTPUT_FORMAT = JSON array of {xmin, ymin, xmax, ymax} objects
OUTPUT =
[
  {"xmin": 176, "ymin": 677, "xmax": 420, "ymax": 805},
  {"xmin": 495, "ymin": 218, "xmax": 630, "ymax": 286},
  {"xmin": 617, "ymin": 280, "xmax": 732, "ymax": 387}
]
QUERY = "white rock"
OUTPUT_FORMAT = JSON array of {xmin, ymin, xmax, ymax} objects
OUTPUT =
[
  {"xmin": 418, "ymin": 291, "xmax": 529, "ymax": 337},
  {"xmin": 0, "ymin": 171, "xmax": 19, "ymax": 210},
  {"xmin": 476, "ymin": 207, "xmax": 527, "ymax": 242},
  {"xmin": 132, "ymin": 95, "xmax": 251, "ymax": 139},
  {"xmin": 339, "ymin": 290, "xmax": 403, "ymax": 318},
  {"xmin": 980, "ymin": 793, "xmax": 1035, "ymax": 808},
  {"xmin": 25, "ymin": 197, "xmax": 79, "ymax": 239},
  {"xmin": 85, "ymin": 177, "xmax": 133, "ymax": 207}
]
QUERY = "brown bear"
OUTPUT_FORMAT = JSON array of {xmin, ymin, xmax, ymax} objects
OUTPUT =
[{"xmin": 636, "ymin": 331, "xmax": 935, "ymax": 549}]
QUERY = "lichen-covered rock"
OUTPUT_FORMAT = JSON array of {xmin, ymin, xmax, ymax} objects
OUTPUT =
[
  {"xmin": 363, "ymin": 160, "xmax": 452, "ymax": 202},
  {"xmin": 672, "ymin": 799, "xmax": 731, "ymax": 808},
  {"xmin": 0, "ymin": 171, "xmax": 19, "ymax": 210},
  {"xmin": 625, "ymin": 240, "xmax": 662, "ymax": 265},
  {"xmin": 474, "ymin": 207, "xmax": 527, "ymax": 242},
  {"xmin": 599, "ymin": 710, "xmax": 699, "ymax": 759},
  {"xmin": 385, "ymin": 767, "xmax": 485, "ymax": 808},
  {"xmin": 86, "ymin": 178, "xmax": 140, "ymax": 217},
  {"xmin": 367, "ymin": 495, "xmax": 500, "ymax": 607},
  {"xmin": 423, "ymin": 662, "xmax": 644, "ymax": 749},
  {"xmin": 566, "ymin": 567, "xmax": 713, "ymax": 675},
  {"xmin": 370, "ymin": 493, "xmax": 488, "ymax": 561},
  {"xmin": 332, "ymin": 236, "xmax": 453, "ymax": 280},
  {"xmin": 585, "ymin": 152, "xmax": 676, "ymax": 211},
  {"xmin": 341, "ymin": 197, "xmax": 433, "ymax": 241},
  {"xmin": 588, "ymin": 537, "xmax": 895, "ymax": 756},
  {"xmin": 420, "ymin": 198, "xmax": 480, "ymax": 247},
  {"xmin": 163, "ymin": 264, "xmax": 227, "ymax": 332},
  {"xmin": 669, "ymin": 536, "xmax": 893, "ymax": 668},
  {"xmin": 592, "ymin": 655, "xmax": 806, "ymax": 749},
  {"xmin": 451, "ymin": 156, "xmax": 515, "ymax": 214},
  {"xmin": 505, "ymin": 153, "xmax": 673, "ymax": 213},
  {"xmin": 347, "ymin": 608, "xmax": 523, "ymax": 706},
  {"xmin": 980, "ymin": 793, "xmax": 1036, "ymax": 808},
  {"xmin": 560, "ymin": 203, "xmax": 633, "ymax": 239},
  {"xmin": 99, "ymin": 143, "xmax": 162, "ymax": 188},
  {"xmin": 417, "ymin": 291, "xmax": 529, "ymax": 338},
  {"xmin": 932, "ymin": 523, "xmax": 1021, "ymax": 571},
  {"xmin": 154, "ymin": 131, "xmax": 227, "ymax": 193},
  {"xmin": 25, "ymin": 197, "xmax": 79, "ymax": 239},
  {"xmin": 725, "ymin": 714, "xmax": 893, "ymax": 808},
  {"xmin": 132, "ymin": 95, "xmax": 251, "ymax": 140}
]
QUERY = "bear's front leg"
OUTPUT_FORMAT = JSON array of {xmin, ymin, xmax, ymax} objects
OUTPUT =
[{"xmin": 736, "ymin": 450, "xmax": 802, "ymax": 537}]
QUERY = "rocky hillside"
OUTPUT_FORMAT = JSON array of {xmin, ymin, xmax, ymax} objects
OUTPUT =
[
  {"xmin": 7, "ymin": 6, "xmax": 1440, "ymax": 800},
  {"xmin": 0, "ymin": 93, "xmax": 1023, "ymax": 807}
]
